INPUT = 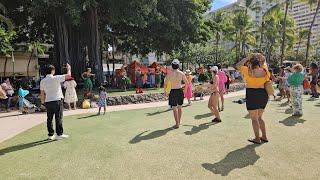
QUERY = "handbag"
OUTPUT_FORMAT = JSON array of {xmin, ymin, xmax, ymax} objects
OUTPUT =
[{"xmin": 262, "ymin": 68, "xmax": 274, "ymax": 96}]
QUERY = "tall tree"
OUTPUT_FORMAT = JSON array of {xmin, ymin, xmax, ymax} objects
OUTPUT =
[
  {"xmin": 296, "ymin": 28, "xmax": 309, "ymax": 60},
  {"xmin": 303, "ymin": 0, "xmax": 320, "ymax": 64},
  {"xmin": 280, "ymin": 0, "xmax": 293, "ymax": 64}
]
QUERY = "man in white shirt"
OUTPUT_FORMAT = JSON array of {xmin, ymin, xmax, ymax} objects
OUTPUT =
[{"xmin": 40, "ymin": 64, "xmax": 72, "ymax": 140}]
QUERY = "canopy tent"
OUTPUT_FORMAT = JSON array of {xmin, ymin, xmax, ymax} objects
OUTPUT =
[
  {"xmin": 149, "ymin": 62, "xmax": 171, "ymax": 74},
  {"xmin": 127, "ymin": 61, "xmax": 155, "ymax": 84}
]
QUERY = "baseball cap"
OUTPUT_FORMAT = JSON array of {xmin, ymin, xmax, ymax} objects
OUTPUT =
[
  {"xmin": 172, "ymin": 59, "xmax": 180, "ymax": 65},
  {"xmin": 211, "ymin": 66, "xmax": 218, "ymax": 72}
]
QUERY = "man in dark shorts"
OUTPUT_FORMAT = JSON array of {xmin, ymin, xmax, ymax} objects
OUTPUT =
[{"xmin": 164, "ymin": 59, "xmax": 188, "ymax": 129}]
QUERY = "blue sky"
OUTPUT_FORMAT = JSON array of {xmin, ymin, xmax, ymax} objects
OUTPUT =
[{"xmin": 211, "ymin": 0, "xmax": 237, "ymax": 10}]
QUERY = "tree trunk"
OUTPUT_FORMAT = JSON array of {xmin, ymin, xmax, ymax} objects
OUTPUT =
[
  {"xmin": 215, "ymin": 32, "xmax": 219, "ymax": 63},
  {"xmin": 305, "ymin": 0, "xmax": 320, "ymax": 65},
  {"xmin": 68, "ymin": 25, "xmax": 85, "ymax": 81},
  {"xmin": 296, "ymin": 38, "xmax": 302, "ymax": 61},
  {"xmin": 280, "ymin": 1, "xmax": 289, "ymax": 65},
  {"xmin": 27, "ymin": 51, "xmax": 33, "ymax": 78},
  {"xmin": 3, "ymin": 56, "xmax": 8, "ymax": 77},
  {"xmin": 53, "ymin": 10, "xmax": 70, "ymax": 75},
  {"xmin": 86, "ymin": 7, "xmax": 103, "ymax": 85}
]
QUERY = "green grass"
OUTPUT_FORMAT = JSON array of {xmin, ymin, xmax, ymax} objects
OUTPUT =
[
  {"xmin": 77, "ymin": 88, "xmax": 163, "ymax": 99},
  {"xmin": 1, "ymin": 96, "xmax": 320, "ymax": 179}
]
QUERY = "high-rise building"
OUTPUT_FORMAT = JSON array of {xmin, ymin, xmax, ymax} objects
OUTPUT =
[{"xmin": 288, "ymin": 0, "xmax": 320, "ymax": 53}]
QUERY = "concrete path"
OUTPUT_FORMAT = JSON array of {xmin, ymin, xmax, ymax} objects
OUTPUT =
[{"xmin": 0, "ymin": 90, "xmax": 245, "ymax": 143}]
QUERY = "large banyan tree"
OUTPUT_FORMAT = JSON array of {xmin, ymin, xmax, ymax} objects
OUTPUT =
[{"xmin": 3, "ymin": 0, "xmax": 211, "ymax": 84}]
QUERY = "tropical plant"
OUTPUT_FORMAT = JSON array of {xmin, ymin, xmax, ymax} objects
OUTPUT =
[
  {"xmin": 296, "ymin": 28, "xmax": 309, "ymax": 59},
  {"xmin": 26, "ymin": 41, "xmax": 45, "ymax": 77},
  {"xmin": 207, "ymin": 10, "xmax": 227, "ymax": 63},
  {"xmin": 229, "ymin": 10, "xmax": 256, "ymax": 61}
]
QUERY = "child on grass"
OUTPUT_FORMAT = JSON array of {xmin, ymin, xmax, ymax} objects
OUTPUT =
[
  {"xmin": 288, "ymin": 64, "xmax": 305, "ymax": 117},
  {"xmin": 97, "ymin": 86, "xmax": 107, "ymax": 115}
]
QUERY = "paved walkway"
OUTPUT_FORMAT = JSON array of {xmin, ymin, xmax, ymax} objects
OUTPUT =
[{"xmin": 0, "ymin": 90, "xmax": 245, "ymax": 143}]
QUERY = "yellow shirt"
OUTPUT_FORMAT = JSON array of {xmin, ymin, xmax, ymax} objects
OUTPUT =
[{"xmin": 240, "ymin": 65, "xmax": 270, "ymax": 88}]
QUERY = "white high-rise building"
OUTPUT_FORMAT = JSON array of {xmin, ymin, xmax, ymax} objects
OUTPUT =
[
  {"xmin": 237, "ymin": 0, "xmax": 277, "ymax": 24},
  {"xmin": 288, "ymin": 0, "xmax": 320, "ymax": 53}
]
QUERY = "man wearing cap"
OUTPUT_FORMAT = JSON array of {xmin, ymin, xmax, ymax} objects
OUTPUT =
[{"xmin": 164, "ymin": 59, "xmax": 188, "ymax": 129}]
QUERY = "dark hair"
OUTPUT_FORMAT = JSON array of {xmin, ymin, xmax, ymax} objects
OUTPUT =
[
  {"xmin": 310, "ymin": 62, "xmax": 318, "ymax": 69},
  {"xmin": 217, "ymin": 64, "xmax": 222, "ymax": 70},
  {"xmin": 45, "ymin": 65, "xmax": 55, "ymax": 75},
  {"xmin": 99, "ymin": 86, "xmax": 106, "ymax": 92},
  {"xmin": 250, "ymin": 56, "xmax": 260, "ymax": 69},
  {"xmin": 172, "ymin": 63, "xmax": 179, "ymax": 70}
]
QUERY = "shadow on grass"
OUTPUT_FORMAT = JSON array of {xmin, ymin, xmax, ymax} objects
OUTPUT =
[
  {"xmin": 279, "ymin": 116, "xmax": 306, "ymax": 126},
  {"xmin": 202, "ymin": 144, "xmax": 260, "ymax": 176},
  {"xmin": 194, "ymin": 113, "xmax": 212, "ymax": 120},
  {"xmin": 129, "ymin": 127, "xmax": 175, "ymax": 144},
  {"xmin": 306, "ymin": 98, "xmax": 317, "ymax": 101},
  {"xmin": 278, "ymin": 102, "xmax": 289, "ymax": 107},
  {"xmin": 315, "ymin": 103, "xmax": 320, "ymax": 107},
  {"xmin": 77, "ymin": 114, "xmax": 99, "ymax": 119},
  {"xmin": 0, "ymin": 139, "xmax": 54, "ymax": 156},
  {"xmin": 146, "ymin": 109, "xmax": 171, "ymax": 116},
  {"xmin": 184, "ymin": 122, "xmax": 219, "ymax": 135}
]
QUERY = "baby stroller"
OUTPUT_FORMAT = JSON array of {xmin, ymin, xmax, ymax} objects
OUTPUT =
[{"xmin": 18, "ymin": 88, "xmax": 36, "ymax": 114}]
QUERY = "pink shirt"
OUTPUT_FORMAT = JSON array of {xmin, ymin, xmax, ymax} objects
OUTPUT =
[{"xmin": 217, "ymin": 71, "xmax": 227, "ymax": 84}]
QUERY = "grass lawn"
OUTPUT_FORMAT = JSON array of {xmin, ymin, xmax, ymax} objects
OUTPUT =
[
  {"xmin": 0, "ymin": 96, "xmax": 320, "ymax": 179},
  {"xmin": 77, "ymin": 88, "xmax": 163, "ymax": 99}
]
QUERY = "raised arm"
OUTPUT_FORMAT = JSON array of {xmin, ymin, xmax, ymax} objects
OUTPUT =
[
  {"xmin": 236, "ymin": 58, "xmax": 248, "ymax": 71},
  {"xmin": 64, "ymin": 63, "xmax": 72, "ymax": 80}
]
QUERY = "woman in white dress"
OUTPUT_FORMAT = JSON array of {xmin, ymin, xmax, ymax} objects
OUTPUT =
[{"xmin": 64, "ymin": 77, "xmax": 78, "ymax": 110}]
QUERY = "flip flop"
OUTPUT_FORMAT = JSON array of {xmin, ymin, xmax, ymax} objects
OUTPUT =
[
  {"xmin": 212, "ymin": 118, "xmax": 222, "ymax": 123},
  {"xmin": 173, "ymin": 125, "xmax": 179, "ymax": 129},
  {"xmin": 260, "ymin": 138, "xmax": 269, "ymax": 143},
  {"xmin": 248, "ymin": 139, "xmax": 261, "ymax": 144}
]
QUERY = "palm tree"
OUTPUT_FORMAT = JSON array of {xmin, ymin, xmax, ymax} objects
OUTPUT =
[
  {"xmin": 303, "ymin": 0, "xmax": 320, "ymax": 64},
  {"xmin": 261, "ymin": 6, "xmax": 295, "ymax": 63},
  {"xmin": 27, "ymin": 42, "xmax": 45, "ymax": 77},
  {"xmin": 208, "ymin": 10, "xmax": 226, "ymax": 63},
  {"xmin": 296, "ymin": 28, "xmax": 309, "ymax": 59},
  {"xmin": 231, "ymin": 10, "xmax": 256, "ymax": 59},
  {"xmin": 280, "ymin": 0, "xmax": 293, "ymax": 65}
]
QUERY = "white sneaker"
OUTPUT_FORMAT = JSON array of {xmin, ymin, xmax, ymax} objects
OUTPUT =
[
  {"xmin": 48, "ymin": 135, "xmax": 55, "ymax": 140},
  {"xmin": 56, "ymin": 134, "xmax": 69, "ymax": 140}
]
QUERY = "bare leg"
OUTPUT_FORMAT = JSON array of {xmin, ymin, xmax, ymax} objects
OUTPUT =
[
  {"xmin": 177, "ymin": 105, "xmax": 182, "ymax": 126},
  {"xmin": 249, "ymin": 110, "xmax": 261, "ymax": 142},
  {"xmin": 73, "ymin": 101, "xmax": 77, "ymax": 110},
  {"xmin": 208, "ymin": 95, "xmax": 221, "ymax": 120},
  {"xmin": 98, "ymin": 107, "xmax": 101, "ymax": 115},
  {"xmin": 258, "ymin": 109, "xmax": 267, "ymax": 140},
  {"xmin": 172, "ymin": 106, "xmax": 179, "ymax": 128},
  {"xmin": 103, "ymin": 106, "xmax": 106, "ymax": 115},
  {"xmin": 220, "ymin": 92, "xmax": 224, "ymax": 111},
  {"xmin": 67, "ymin": 103, "xmax": 71, "ymax": 110}
]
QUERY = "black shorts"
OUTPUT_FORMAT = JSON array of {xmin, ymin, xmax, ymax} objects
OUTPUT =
[
  {"xmin": 169, "ymin": 89, "xmax": 184, "ymax": 106},
  {"xmin": 246, "ymin": 88, "xmax": 269, "ymax": 110}
]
